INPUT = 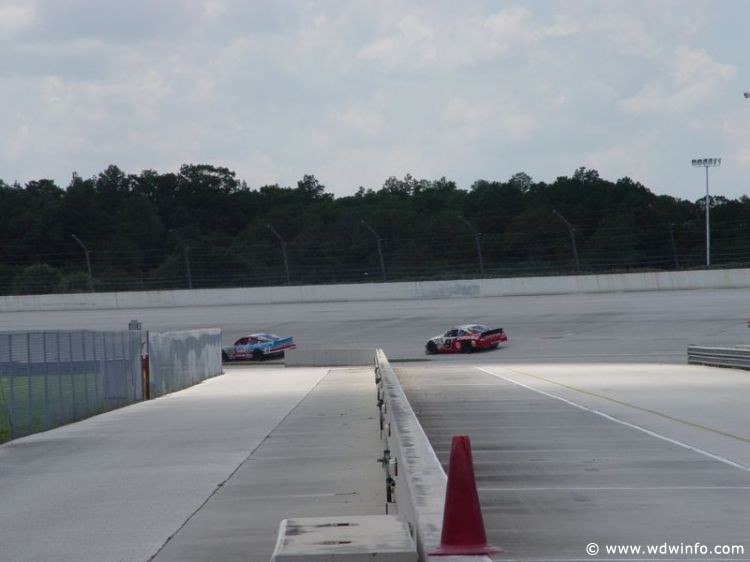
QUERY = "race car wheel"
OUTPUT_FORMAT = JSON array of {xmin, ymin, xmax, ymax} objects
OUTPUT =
[
  {"xmin": 221, "ymin": 351, "xmax": 230, "ymax": 362},
  {"xmin": 490, "ymin": 343, "xmax": 499, "ymax": 349},
  {"xmin": 426, "ymin": 341, "xmax": 438, "ymax": 355},
  {"xmin": 253, "ymin": 350, "xmax": 264, "ymax": 361},
  {"xmin": 461, "ymin": 341, "xmax": 474, "ymax": 354}
]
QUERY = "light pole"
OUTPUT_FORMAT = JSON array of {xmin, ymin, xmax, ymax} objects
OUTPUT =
[
  {"xmin": 266, "ymin": 224, "xmax": 291, "ymax": 285},
  {"xmin": 552, "ymin": 209, "xmax": 580, "ymax": 274},
  {"xmin": 668, "ymin": 223, "xmax": 680, "ymax": 269},
  {"xmin": 691, "ymin": 157, "xmax": 721, "ymax": 268},
  {"xmin": 360, "ymin": 220, "xmax": 386, "ymax": 282},
  {"xmin": 71, "ymin": 234, "xmax": 94, "ymax": 293},
  {"xmin": 647, "ymin": 204, "xmax": 680, "ymax": 269},
  {"xmin": 184, "ymin": 246, "xmax": 193, "ymax": 289},
  {"xmin": 457, "ymin": 215, "xmax": 485, "ymax": 276}
]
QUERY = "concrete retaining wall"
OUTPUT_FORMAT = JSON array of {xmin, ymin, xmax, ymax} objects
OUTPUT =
[
  {"xmin": 375, "ymin": 350, "xmax": 492, "ymax": 562},
  {"xmin": 3, "ymin": 268, "xmax": 750, "ymax": 312},
  {"xmin": 284, "ymin": 349, "xmax": 376, "ymax": 367}
]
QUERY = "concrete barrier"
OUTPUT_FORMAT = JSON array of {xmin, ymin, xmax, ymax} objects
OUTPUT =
[
  {"xmin": 271, "ymin": 515, "xmax": 417, "ymax": 561},
  {"xmin": 284, "ymin": 348, "xmax": 376, "ymax": 367},
  {"xmin": 375, "ymin": 350, "xmax": 492, "ymax": 562},
  {"xmin": 2, "ymin": 268, "xmax": 750, "ymax": 312}
]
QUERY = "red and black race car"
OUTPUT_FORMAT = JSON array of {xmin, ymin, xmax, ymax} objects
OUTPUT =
[{"xmin": 425, "ymin": 324, "xmax": 507, "ymax": 355}]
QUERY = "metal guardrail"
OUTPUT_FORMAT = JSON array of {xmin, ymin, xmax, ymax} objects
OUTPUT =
[
  {"xmin": 374, "ymin": 349, "xmax": 492, "ymax": 562},
  {"xmin": 687, "ymin": 345, "xmax": 750, "ymax": 370}
]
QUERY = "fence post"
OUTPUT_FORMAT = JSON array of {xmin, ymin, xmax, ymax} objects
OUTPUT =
[
  {"xmin": 8, "ymin": 334, "xmax": 16, "ymax": 440},
  {"xmin": 26, "ymin": 334, "xmax": 32, "ymax": 436},
  {"xmin": 43, "ymin": 333, "xmax": 50, "ymax": 431},
  {"xmin": 81, "ymin": 332, "xmax": 90, "ymax": 416},
  {"xmin": 68, "ymin": 333, "xmax": 77, "ymax": 420},
  {"xmin": 56, "ymin": 333, "xmax": 63, "ymax": 427}
]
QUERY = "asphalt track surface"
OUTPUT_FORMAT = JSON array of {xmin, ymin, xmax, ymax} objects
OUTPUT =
[
  {"xmin": 3, "ymin": 287, "xmax": 750, "ymax": 560},
  {"xmin": 3, "ymin": 288, "xmax": 749, "ymax": 361}
]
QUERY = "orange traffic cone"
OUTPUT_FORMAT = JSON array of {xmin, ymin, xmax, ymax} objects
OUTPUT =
[{"xmin": 429, "ymin": 435, "xmax": 503, "ymax": 556}]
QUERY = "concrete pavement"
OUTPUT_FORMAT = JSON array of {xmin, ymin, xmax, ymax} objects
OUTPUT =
[
  {"xmin": 150, "ymin": 365, "xmax": 385, "ymax": 562},
  {"xmin": 397, "ymin": 363, "xmax": 750, "ymax": 560},
  {"xmin": 0, "ymin": 365, "xmax": 385, "ymax": 562}
]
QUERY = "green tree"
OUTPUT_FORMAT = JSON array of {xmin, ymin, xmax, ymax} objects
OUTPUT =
[{"xmin": 12, "ymin": 264, "xmax": 62, "ymax": 295}]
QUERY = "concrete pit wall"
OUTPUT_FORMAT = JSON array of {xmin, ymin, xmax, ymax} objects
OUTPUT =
[
  {"xmin": 3, "ymin": 268, "xmax": 750, "ymax": 312},
  {"xmin": 284, "ymin": 348, "xmax": 377, "ymax": 367},
  {"xmin": 375, "ymin": 349, "xmax": 492, "ymax": 562}
]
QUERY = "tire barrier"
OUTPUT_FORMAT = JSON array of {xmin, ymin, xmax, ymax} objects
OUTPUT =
[{"xmin": 687, "ymin": 345, "xmax": 750, "ymax": 370}]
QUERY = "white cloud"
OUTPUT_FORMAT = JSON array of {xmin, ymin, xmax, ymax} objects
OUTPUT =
[
  {"xmin": 442, "ymin": 97, "xmax": 536, "ymax": 141},
  {"xmin": 358, "ymin": 14, "xmax": 438, "ymax": 69},
  {"xmin": 582, "ymin": 130, "xmax": 662, "ymax": 186},
  {"xmin": 1, "ymin": 1, "xmax": 749, "ymax": 200},
  {"xmin": 576, "ymin": 12, "xmax": 661, "ymax": 58},
  {"xmin": 4, "ymin": 123, "xmax": 31, "ymax": 160},
  {"xmin": 226, "ymin": 150, "xmax": 279, "ymax": 188},
  {"xmin": 202, "ymin": 0, "xmax": 227, "ymax": 18},
  {"xmin": 618, "ymin": 47, "xmax": 736, "ymax": 115},
  {"xmin": 332, "ymin": 93, "xmax": 388, "ymax": 138},
  {"xmin": 0, "ymin": 2, "xmax": 35, "ymax": 36},
  {"xmin": 357, "ymin": 7, "xmax": 540, "ymax": 71}
]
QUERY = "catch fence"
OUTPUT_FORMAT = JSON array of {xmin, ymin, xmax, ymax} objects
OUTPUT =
[{"xmin": 0, "ymin": 330, "xmax": 142, "ymax": 442}]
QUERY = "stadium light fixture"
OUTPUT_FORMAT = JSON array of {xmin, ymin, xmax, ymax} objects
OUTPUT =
[{"xmin": 691, "ymin": 157, "xmax": 721, "ymax": 268}]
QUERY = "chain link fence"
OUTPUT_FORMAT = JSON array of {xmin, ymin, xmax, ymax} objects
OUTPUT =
[
  {"xmin": 0, "ymin": 330, "xmax": 142, "ymax": 442},
  {"xmin": 148, "ymin": 329, "xmax": 222, "ymax": 398},
  {"xmin": 4, "ymin": 217, "xmax": 750, "ymax": 295}
]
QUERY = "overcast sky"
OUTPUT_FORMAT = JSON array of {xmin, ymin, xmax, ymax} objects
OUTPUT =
[{"xmin": 1, "ymin": 0, "xmax": 748, "ymax": 200}]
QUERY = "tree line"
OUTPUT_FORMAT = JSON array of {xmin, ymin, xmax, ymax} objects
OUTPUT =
[{"xmin": 2, "ymin": 164, "xmax": 749, "ymax": 294}]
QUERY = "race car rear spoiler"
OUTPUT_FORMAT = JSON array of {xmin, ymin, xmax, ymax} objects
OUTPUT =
[{"xmin": 481, "ymin": 328, "xmax": 505, "ymax": 337}]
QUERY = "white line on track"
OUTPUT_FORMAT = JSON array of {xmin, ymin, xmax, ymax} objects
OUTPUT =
[
  {"xmin": 480, "ymin": 486, "xmax": 750, "ymax": 492},
  {"xmin": 488, "ymin": 352, "xmax": 684, "ymax": 359},
  {"xmin": 476, "ymin": 366, "xmax": 750, "ymax": 473},
  {"xmin": 493, "ymin": 559, "xmax": 748, "ymax": 562}
]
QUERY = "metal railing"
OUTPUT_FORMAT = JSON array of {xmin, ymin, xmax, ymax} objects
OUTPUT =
[
  {"xmin": 0, "ymin": 330, "xmax": 142, "ymax": 442},
  {"xmin": 147, "ymin": 329, "xmax": 222, "ymax": 398},
  {"xmin": 687, "ymin": 345, "xmax": 750, "ymax": 370}
]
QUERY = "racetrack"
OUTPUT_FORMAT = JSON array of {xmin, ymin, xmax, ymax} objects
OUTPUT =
[
  {"xmin": 3, "ymin": 287, "xmax": 750, "ymax": 560},
  {"xmin": 2, "ymin": 287, "xmax": 748, "ymax": 362}
]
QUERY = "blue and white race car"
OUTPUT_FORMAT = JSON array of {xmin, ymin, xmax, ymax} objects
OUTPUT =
[{"xmin": 222, "ymin": 333, "xmax": 296, "ymax": 362}]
